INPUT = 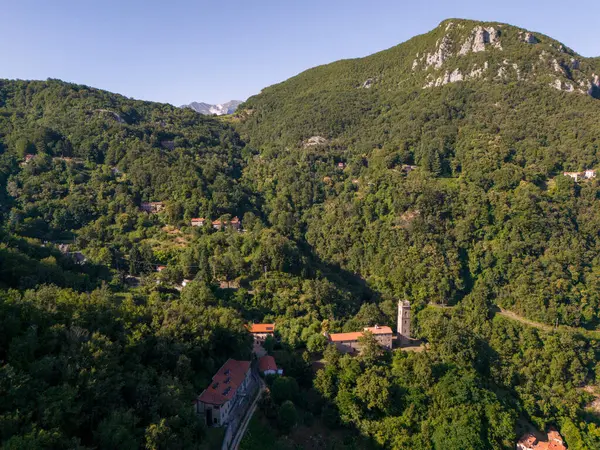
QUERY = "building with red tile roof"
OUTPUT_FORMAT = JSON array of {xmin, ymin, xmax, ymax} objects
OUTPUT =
[
  {"xmin": 328, "ymin": 325, "xmax": 393, "ymax": 353},
  {"xmin": 191, "ymin": 218, "xmax": 206, "ymax": 227},
  {"xmin": 258, "ymin": 355, "xmax": 282, "ymax": 376},
  {"xmin": 517, "ymin": 428, "xmax": 566, "ymax": 450},
  {"xmin": 249, "ymin": 323, "xmax": 275, "ymax": 334},
  {"xmin": 249, "ymin": 323, "xmax": 275, "ymax": 345},
  {"xmin": 194, "ymin": 359, "xmax": 252, "ymax": 426},
  {"xmin": 212, "ymin": 217, "xmax": 242, "ymax": 231}
]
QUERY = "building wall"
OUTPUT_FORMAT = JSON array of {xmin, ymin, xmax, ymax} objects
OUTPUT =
[
  {"xmin": 334, "ymin": 340, "xmax": 361, "ymax": 353},
  {"xmin": 252, "ymin": 332, "xmax": 273, "ymax": 343},
  {"xmin": 375, "ymin": 333, "xmax": 393, "ymax": 349},
  {"xmin": 197, "ymin": 367, "xmax": 252, "ymax": 427}
]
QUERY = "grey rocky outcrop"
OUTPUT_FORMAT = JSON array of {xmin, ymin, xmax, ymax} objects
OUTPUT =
[
  {"xmin": 425, "ymin": 35, "xmax": 453, "ymax": 69},
  {"xmin": 522, "ymin": 32, "xmax": 538, "ymax": 44},
  {"xmin": 459, "ymin": 26, "xmax": 501, "ymax": 55},
  {"xmin": 303, "ymin": 136, "xmax": 328, "ymax": 147}
]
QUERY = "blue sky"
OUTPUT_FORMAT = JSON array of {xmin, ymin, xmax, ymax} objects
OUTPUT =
[{"xmin": 1, "ymin": 0, "xmax": 597, "ymax": 105}]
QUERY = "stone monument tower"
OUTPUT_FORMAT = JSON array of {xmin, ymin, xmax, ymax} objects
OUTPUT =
[{"xmin": 397, "ymin": 300, "xmax": 411, "ymax": 344}]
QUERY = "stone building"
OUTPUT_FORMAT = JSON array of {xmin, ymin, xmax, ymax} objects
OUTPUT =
[
  {"xmin": 328, "ymin": 325, "xmax": 393, "ymax": 353},
  {"xmin": 140, "ymin": 202, "xmax": 164, "ymax": 213},
  {"xmin": 194, "ymin": 359, "xmax": 252, "ymax": 427},
  {"xmin": 397, "ymin": 300, "xmax": 411, "ymax": 344}
]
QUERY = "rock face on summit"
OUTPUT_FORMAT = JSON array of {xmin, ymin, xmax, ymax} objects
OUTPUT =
[
  {"xmin": 410, "ymin": 19, "xmax": 600, "ymax": 99},
  {"xmin": 459, "ymin": 25, "xmax": 501, "ymax": 54}
]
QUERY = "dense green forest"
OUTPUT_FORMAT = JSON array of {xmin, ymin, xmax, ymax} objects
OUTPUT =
[{"xmin": 2, "ymin": 17, "xmax": 600, "ymax": 450}]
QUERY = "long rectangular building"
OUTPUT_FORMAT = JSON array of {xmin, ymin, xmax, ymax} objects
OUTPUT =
[
  {"xmin": 194, "ymin": 359, "xmax": 251, "ymax": 426},
  {"xmin": 328, "ymin": 325, "xmax": 393, "ymax": 353}
]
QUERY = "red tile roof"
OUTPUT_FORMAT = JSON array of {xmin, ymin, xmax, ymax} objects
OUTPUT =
[
  {"xmin": 517, "ymin": 429, "xmax": 566, "ymax": 450},
  {"xmin": 329, "ymin": 331, "xmax": 363, "ymax": 342},
  {"xmin": 191, "ymin": 218, "xmax": 205, "ymax": 222},
  {"xmin": 196, "ymin": 359, "xmax": 251, "ymax": 406},
  {"xmin": 329, "ymin": 325, "xmax": 393, "ymax": 342},
  {"xmin": 258, "ymin": 355, "xmax": 277, "ymax": 373},
  {"xmin": 365, "ymin": 326, "xmax": 393, "ymax": 335},
  {"xmin": 249, "ymin": 323, "xmax": 275, "ymax": 333}
]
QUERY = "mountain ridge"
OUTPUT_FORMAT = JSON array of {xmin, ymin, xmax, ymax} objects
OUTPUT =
[
  {"xmin": 182, "ymin": 99, "xmax": 242, "ymax": 115},
  {"xmin": 235, "ymin": 18, "xmax": 600, "ymax": 151}
]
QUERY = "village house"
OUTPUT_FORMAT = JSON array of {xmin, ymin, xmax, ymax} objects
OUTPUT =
[
  {"xmin": 212, "ymin": 217, "xmax": 242, "ymax": 231},
  {"xmin": 194, "ymin": 359, "xmax": 252, "ymax": 427},
  {"xmin": 563, "ymin": 170, "xmax": 596, "ymax": 182},
  {"xmin": 156, "ymin": 265, "xmax": 166, "ymax": 272},
  {"xmin": 25, "ymin": 153, "xmax": 35, "ymax": 163},
  {"xmin": 258, "ymin": 355, "xmax": 283, "ymax": 376},
  {"xmin": 191, "ymin": 218, "xmax": 206, "ymax": 227},
  {"xmin": 328, "ymin": 325, "xmax": 393, "ymax": 354},
  {"xmin": 401, "ymin": 164, "xmax": 418, "ymax": 174},
  {"xmin": 140, "ymin": 202, "xmax": 164, "ymax": 213},
  {"xmin": 517, "ymin": 428, "xmax": 566, "ymax": 450},
  {"xmin": 337, "ymin": 162, "xmax": 346, "ymax": 169},
  {"xmin": 248, "ymin": 323, "xmax": 275, "ymax": 344},
  {"xmin": 230, "ymin": 216, "xmax": 242, "ymax": 231}
]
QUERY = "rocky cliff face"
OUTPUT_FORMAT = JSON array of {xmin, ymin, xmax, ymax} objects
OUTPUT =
[{"xmin": 408, "ymin": 19, "xmax": 599, "ymax": 99}]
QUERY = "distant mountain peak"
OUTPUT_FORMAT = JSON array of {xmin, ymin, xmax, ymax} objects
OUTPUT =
[{"xmin": 182, "ymin": 100, "xmax": 242, "ymax": 116}]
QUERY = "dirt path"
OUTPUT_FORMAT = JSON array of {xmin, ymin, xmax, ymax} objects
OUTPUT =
[
  {"xmin": 495, "ymin": 307, "xmax": 554, "ymax": 332},
  {"xmin": 429, "ymin": 304, "xmax": 600, "ymax": 338}
]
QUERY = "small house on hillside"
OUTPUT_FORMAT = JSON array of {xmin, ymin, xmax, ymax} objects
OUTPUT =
[
  {"xmin": 248, "ymin": 323, "xmax": 275, "ymax": 344},
  {"xmin": 212, "ymin": 217, "xmax": 242, "ymax": 231},
  {"xmin": 258, "ymin": 355, "xmax": 282, "ymax": 376},
  {"xmin": 517, "ymin": 428, "xmax": 566, "ymax": 450},
  {"xmin": 230, "ymin": 216, "xmax": 242, "ymax": 231},
  {"xmin": 563, "ymin": 170, "xmax": 596, "ymax": 182},
  {"xmin": 25, "ymin": 154, "xmax": 35, "ymax": 163},
  {"xmin": 140, "ymin": 202, "xmax": 164, "ymax": 213},
  {"xmin": 191, "ymin": 218, "xmax": 206, "ymax": 227}
]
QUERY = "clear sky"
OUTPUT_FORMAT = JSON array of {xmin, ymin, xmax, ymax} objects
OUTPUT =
[{"xmin": 1, "ymin": 0, "xmax": 598, "ymax": 106}]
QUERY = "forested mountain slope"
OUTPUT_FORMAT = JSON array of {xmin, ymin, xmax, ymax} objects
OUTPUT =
[
  {"xmin": 235, "ymin": 18, "xmax": 600, "ymax": 328},
  {"xmin": 2, "ymin": 18, "xmax": 600, "ymax": 450},
  {"xmin": 0, "ymin": 78, "xmax": 369, "ymax": 448}
]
